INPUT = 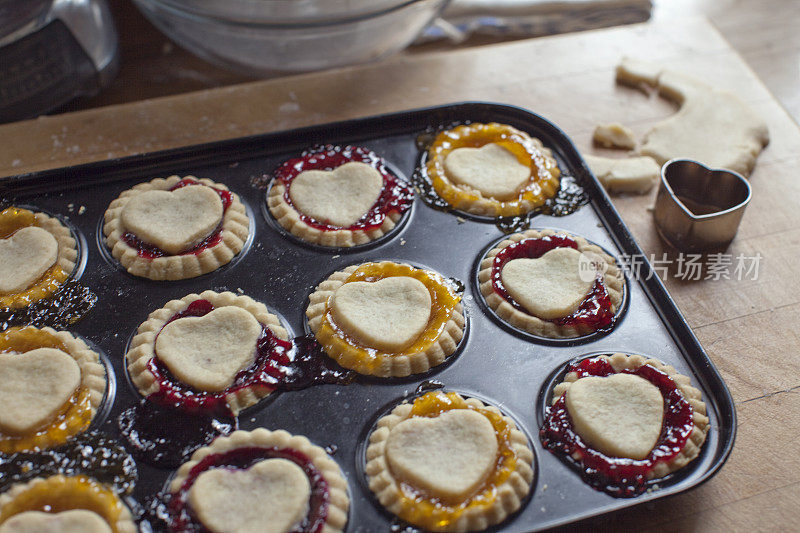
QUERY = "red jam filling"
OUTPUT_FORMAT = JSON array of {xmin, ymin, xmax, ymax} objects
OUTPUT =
[
  {"xmin": 122, "ymin": 178, "xmax": 233, "ymax": 259},
  {"xmin": 119, "ymin": 332, "xmax": 355, "ymax": 470},
  {"xmin": 274, "ymin": 145, "xmax": 414, "ymax": 231},
  {"xmin": 168, "ymin": 446, "xmax": 329, "ymax": 533},
  {"xmin": 147, "ymin": 299, "xmax": 293, "ymax": 416},
  {"xmin": 491, "ymin": 235, "xmax": 616, "ymax": 331},
  {"xmin": 540, "ymin": 357, "xmax": 695, "ymax": 497},
  {"xmin": 146, "ymin": 301, "xmax": 355, "ymax": 419}
]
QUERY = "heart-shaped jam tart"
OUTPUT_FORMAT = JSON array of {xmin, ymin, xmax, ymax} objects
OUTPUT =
[
  {"xmin": 331, "ymin": 276, "xmax": 432, "ymax": 352},
  {"xmin": 288, "ymin": 161, "xmax": 384, "ymax": 228},
  {"xmin": 188, "ymin": 458, "xmax": 311, "ymax": 533},
  {"xmin": 386, "ymin": 409, "xmax": 499, "ymax": 502},
  {"xmin": 566, "ymin": 373, "xmax": 664, "ymax": 460},
  {"xmin": 0, "ymin": 509, "xmax": 112, "ymax": 533},
  {"xmin": 0, "ymin": 226, "xmax": 58, "ymax": 294},
  {"xmin": 0, "ymin": 348, "xmax": 81, "ymax": 435},
  {"xmin": 444, "ymin": 143, "xmax": 531, "ymax": 200},
  {"xmin": 501, "ymin": 247, "xmax": 594, "ymax": 319},
  {"xmin": 155, "ymin": 306, "xmax": 262, "ymax": 392},
  {"xmin": 121, "ymin": 185, "xmax": 223, "ymax": 255}
]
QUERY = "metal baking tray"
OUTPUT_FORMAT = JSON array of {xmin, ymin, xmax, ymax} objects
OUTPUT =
[{"xmin": 0, "ymin": 102, "xmax": 736, "ymax": 531}]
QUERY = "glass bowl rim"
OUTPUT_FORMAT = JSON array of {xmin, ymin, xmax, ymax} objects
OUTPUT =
[{"xmin": 134, "ymin": 0, "xmax": 447, "ymax": 28}]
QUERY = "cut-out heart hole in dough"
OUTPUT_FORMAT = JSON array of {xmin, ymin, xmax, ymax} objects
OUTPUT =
[
  {"xmin": 0, "ymin": 509, "xmax": 112, "ymax": 533},
  {"xmin": 156, "ymin": 306, "xmax": 262, "ymax": 392},
  {"xmin": 121, "ymin": 185, "xmax": 223, "ymax": 255},
  {"xmin": 331, "ymin": 276, "xmax": 431, "ymax": 352},
  {"xmin": 566, "ymin": 373, "xmax": 664, "ymax": 460},
  {"xmin": 0, "ymin": 226, "xmax": 58, "ymax": 294},
  {"xmin": 188, "ymin": 458, "xmax": 311, "ymax": 533},
  {"xmin": 289, "ymin": 162, "xmax": 384, "ymax": 227},
  {"xmin": 0, "ymin": 348, "xmax": 81, "ymax": 435},
  {"xmin": 501, "ymin": 247, "xmax": 594, "ymax": 320},
  {"xmin": 444, "ymin": 143, "xmax": 531, "ymax": 201},
  {"xmin": 386, "ymin": 409, "xmax": 499, "ymax": 502},
  {"xmin": 616, "ymin": 58, "xmax": 769, "ymax": 177}
]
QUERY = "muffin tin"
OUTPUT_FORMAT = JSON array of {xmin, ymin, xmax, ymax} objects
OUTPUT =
[{"xmin": 0, "ymin": 102, "xmax": 736, "ymax": 531}]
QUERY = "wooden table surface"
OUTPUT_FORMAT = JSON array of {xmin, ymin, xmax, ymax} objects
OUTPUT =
[
  {"xmin": 2, "ymin": 16, "xmax": 798, "ymax": 531},
  {"xmin": 62, "ymin": 0, "xmax": 800, "ymax": 126}
]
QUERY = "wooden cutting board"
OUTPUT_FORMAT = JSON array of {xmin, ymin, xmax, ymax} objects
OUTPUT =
[{"xmin": 2, "ymin": 16, "xmax": 799, "ymax": 530}]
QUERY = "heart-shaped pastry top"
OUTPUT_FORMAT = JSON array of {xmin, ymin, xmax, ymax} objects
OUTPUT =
[
  {"xmin": 188, "ymin": 458, "xmax": 311, "ymax": 533},
  {"xmin": 444, "ymin": 143, "xmax": 531, "ymax": 201},
  {"xmin": 121, "ymin": 185, "xmax": 223, "ymax": 255},
  {"xmin": 386, "ymin": 409, "xmax": 499, "ymax": 502},
  {"xmin": 0, "ymin": 509, "xmax": 112, "ymax": 533},
  {"xmin": 0, "ymin": 348, "xmax": 81, "ymax": 435},
  {"xmin": 566, "ymin": 373, "xmax": 664, "ymax": 460},
  {"xmin": 156, "ymin": 306, "xmax": 263, "ymax": 393},
  {"xmin": 331, "ymin": 276, "xmax": 432, "ymax": 352},
  {"xmin": 289, "ymin": 162, "xmax": 384, "ymax": 227},
  {"xmin": 501, "ymin": 247, "xmax": 594, "ymax": 320},
  {"xmin": 0, "ymin": 226, "xmax": 58, "ymax": 294}
]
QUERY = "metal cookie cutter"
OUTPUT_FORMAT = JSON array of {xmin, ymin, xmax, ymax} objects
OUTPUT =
[{"xmin": 653, "ymin": 159, "xmax": 752, "ymax": 252}]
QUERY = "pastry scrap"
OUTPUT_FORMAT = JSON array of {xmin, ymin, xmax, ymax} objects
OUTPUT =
[
  {"xmin": 126, "ymin": 290, "xmax": 290, "ymax": 417},
  {"xmin": 424, "ymin": 122, "xmax": 561, "ymax": 217},
  {"xmin": 541, "ymin": 352, "xmax": 710, "ymax": 497},
  {"xmin": 584, "ymin": 154, "xmax": 660, "ymax": 194},
  {"xmin": 103, "ymin": 176, "xmax": 249, "ymax": 280},
  {"xmin": 0, "ymin": 475, "xmax": 136, "ymax": 533},
  {"xmin": 478, "ymin": 229, "xmax": 624, "ymax": 339},
  {"xmin": 366, "ymin": 390, "xmax": 534, "ymax": 532},
  {"xmin": 306, "ymin": 261, "xmax": 465, "ymax": 377},
  {"xmin": 0, "ymin": 326, "xmax": 106, "ymax": 453},
  {"xmin": 616, "ymin": 57, "xmax": 769, "ymax": 177},
  {"xmin": 167, "ymin": 428, "xmax": 349, "ymax": 533},
  {"xmin": 592, "ymin": 123, "xmax": 636, "ymax": 150},
  {"xmin": 0, "ymin": 207, "xmax": 77, "ymax": 309},
  {"xmin": 268, "ymin": 145, "xmax": 414, "ymax": 247}
]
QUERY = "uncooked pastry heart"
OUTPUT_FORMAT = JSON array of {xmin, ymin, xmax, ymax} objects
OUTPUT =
[
  {"xmin": 0, "ymin": 509, "xmax": 112, "ymax": 533},
  {"xmin": 155, "ymin": 306, "xmax": 262, "ymax": 392},
  {"xmin": 501, "ymin": 247, "xmax": 594, "ymax": 319},
  {"xmin": 444, "ymin": 143, "xmax": 530, "ymax": 200},
  {"xmin": 331, "ymin": 276, "xmax": 431, "ymax": 352},
  {"xmin": 188, "ymin": 458, "xmax": 311, "ymax": 533},
  {"xmin": 566, "ymin": 373, "xmax": 664, "ymax": 460},
  {"xmin": 386, "ymin": 409, "xmax": 499, "ymax": 502},
  {"xmin": 0, "ymin": 226, "xmax": 58, "ymax": 294},
  {"xmin": 121, "ymin": 185, "xmax": 223, "ymax": 255},
  {"xmin": 289, "ymin": 162, "xmax": 383, "ymax": 227},
  {"xmin": 0, "ymin": 348, "xmax": 81, "ymax": 435}
]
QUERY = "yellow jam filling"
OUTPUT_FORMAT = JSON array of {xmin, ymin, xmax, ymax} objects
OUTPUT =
[
  {"xmin": 316, "ymin": 263, "xmax": 460, "ymax": 374},
  {"xmin": 0, "ymin": 476, "xmax": 124, "ymax": 533},
  {"xmin": 0, "ymin": 207, "xmax": 70, "ymax": 309},
  {"xmin": 393, "ymin": 391, "xmax": 519, "ymax": 530},
  {"xmin": 0, "ymin": 327, "xmax": 93, "ymax": 453},
  {"xmin": 426, "ymin": 122, "xmax": 561, "ymax": 217}
]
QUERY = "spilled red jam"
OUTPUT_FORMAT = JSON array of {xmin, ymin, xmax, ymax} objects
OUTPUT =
[
  {"xmin": 121, "ymin": 178, "xmax": 233, "ymax": 259},
  {"xmin": 491, "ymin": 235, "xmax": 616, "ymax": 331},
  {"xmin": 167, "ymin": 446, "xmax": 329, "ymax": 533},
  {"xmin": 117, "ymin": 400, "xmax": 234, "ymax": 469},
  {"xmin": 540, "ymin": 357, "xmax": 695, "ymax": 497},
  {"xmin": 146, "ymin": 299, "xmax": 293, "ymax": 417},
  {"xmin": 274, "ymin": 145, "xmax": 414, "ymax": 231}
]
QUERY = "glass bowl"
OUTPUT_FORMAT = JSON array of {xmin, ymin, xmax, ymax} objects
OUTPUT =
[{"xmin": 132, "ymin": 0, "xmax": 451, "ymax": 76}]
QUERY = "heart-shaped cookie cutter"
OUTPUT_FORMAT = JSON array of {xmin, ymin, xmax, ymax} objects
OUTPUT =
[{"xmin": 653, "ymin": 159, "xmax": 752, "ymax": 252}]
